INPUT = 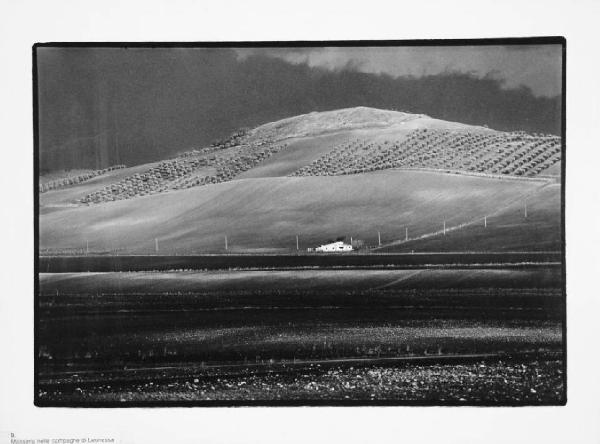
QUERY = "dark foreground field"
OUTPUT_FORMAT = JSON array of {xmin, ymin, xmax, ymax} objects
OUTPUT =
[
  {"xmin": 39, "ymin": 357, "xmax": 563, "ymax": 404},
  {"xmin": 36, "ymin": 267, "xmax": 565, "ymax": 405}
]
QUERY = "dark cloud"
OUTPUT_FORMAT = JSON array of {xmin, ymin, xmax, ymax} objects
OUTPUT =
[{"xmin": 236, "ymin": 45, "xmax": 562, "ymax": 97}]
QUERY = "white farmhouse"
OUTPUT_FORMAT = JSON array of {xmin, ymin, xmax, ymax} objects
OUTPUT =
[{"xmin": 314, "ymin": 241, "xmax": 353, "ymax": 252}]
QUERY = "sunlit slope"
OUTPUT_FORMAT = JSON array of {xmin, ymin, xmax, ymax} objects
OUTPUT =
[
  {"xmin": 248, "ymin": 107, "xmax": 426, "ymax": 140},
  {"xmin": 40, "ymin": 170, "xmax": 549, "ymax": 254},
  {"xmin": 377, "ymin": 184, "xmax": 561, "ymax": 252},
  {"xmin": 247, "ymin": 106, "xmax": 484, "ymax": 142}
]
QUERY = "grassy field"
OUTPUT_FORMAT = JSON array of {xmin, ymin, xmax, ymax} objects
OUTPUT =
[
  {"xmin": 379, "ymin": 183, "xmax": 562, "ymax": 252},
  {"xmin": 38, "ymin": 358, "xmax": 564, "ymax": 404},
  {"xmin": 37, "ymin": 266, "xmax": 564, "ymax": 404},
  {"xmin": 38, "ymin": 251, "xmax": 562, "ymax": 272},
  {"xmin": 40, "ymin": 169, "xmax": 554, "ymax": 254},
  {"xmin": 38, "ymin": 311, "xmax": 562, "ymax": 363},
  {"xmin": 37, "ymin": 303, "xmax": 564, "ymax": 404},
  {"xmin": 39, "ymin": 267, "xmax": 563, "ymax": 295}
]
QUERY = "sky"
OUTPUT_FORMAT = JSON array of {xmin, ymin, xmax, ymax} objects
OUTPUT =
[{"xmin": 236, "ymin": 45, "xmax": 562, "ymax": 97}]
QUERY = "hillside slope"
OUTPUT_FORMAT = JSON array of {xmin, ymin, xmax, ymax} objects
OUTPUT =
[
  {"xmin": 40, "ymin": 170, "xmax": 554, "ymax": 254},
  {"xmin": 377, "ymin": 184, "xmax": 561, "ymax": 253},
  {"xmin": 39, "ymin": 107, "xmax": 562, "ymax": 255}
]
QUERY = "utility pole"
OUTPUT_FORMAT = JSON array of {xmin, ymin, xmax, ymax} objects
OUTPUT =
[
  {"xmin": 443, "ymin": 220, "xmax": 446, "ymax": 235},
  {"xmin": 86, "ymin": 240, "xmax": 89, "ymax": 255},
  {"xmin": 225, "ymin": 235, "xmax": 228, "ymax": 250},
  {"xmin": 155, "ymin": 238, "xmax": 159, "ymax": 252},
  {"xmin": 378, "ymin": 231, "xmax": 381, "ymax": 246},
  {"xmin": 405, "ymin": 227, "xmax": 408, "ymax": 241},
  {"xmin": 484, "ymin": 216, "xmax": 487, "ymax": 228},
  {"xmin": 296, "ymin": 235, "xmax": 299, "ymax": 251},
  {"xmin": 524, "ymin": 202, "xmax": 528, "ymax": 218}
]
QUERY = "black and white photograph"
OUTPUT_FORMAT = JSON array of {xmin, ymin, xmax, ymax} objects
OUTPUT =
[
  {"xmin": 3, "ymin": 1, "xmax": 600, "ymax": 443},
  {"xmin": 34, "ymin": 40, "xmax": 566, "ymax": 406}
]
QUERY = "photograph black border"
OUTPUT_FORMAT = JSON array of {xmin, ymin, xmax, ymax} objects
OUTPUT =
[{"xmin": 33, "ymin": 36, "xmax": 566, "ymax": 407}]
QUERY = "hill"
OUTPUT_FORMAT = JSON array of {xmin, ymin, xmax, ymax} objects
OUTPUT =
[{"xmin": 39, "ymin": 107, "xmax": 562, "ymax": 255}]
